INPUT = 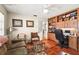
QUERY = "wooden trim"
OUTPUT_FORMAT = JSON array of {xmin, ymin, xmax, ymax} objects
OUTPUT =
[{"xmin": 48, "ymin": 8, "xmax": 79, "ymax": 19}]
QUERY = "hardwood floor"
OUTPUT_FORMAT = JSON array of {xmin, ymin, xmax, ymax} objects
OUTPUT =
[{"xmin": 42, "ymin": 39, "xmax": 79, "ymax": 55}]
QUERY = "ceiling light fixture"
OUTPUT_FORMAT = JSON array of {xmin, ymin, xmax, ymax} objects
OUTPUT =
[{"xmin": 43, "ymin": 9, "xmax": 48, "ymax": 13}]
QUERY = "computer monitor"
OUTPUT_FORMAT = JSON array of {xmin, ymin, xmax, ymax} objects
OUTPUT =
[{"xmin": 65, "ymin": 30, "xmax": 70, "ymax": 33}]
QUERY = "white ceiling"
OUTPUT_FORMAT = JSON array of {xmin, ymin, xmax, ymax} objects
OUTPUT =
[{"xmin": 3, "ymin": 4, "xmax": 79, "ymax": 18}]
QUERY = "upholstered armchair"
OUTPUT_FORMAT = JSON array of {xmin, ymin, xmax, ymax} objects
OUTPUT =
[
  {"xmin": 7, "ymin": 41, "xmax": 27, "ymax": 55},
  {"xmin": 16, "ymin": 33, "xmax": 27, "ymax": 44},
  {"xmin": 7, "ymin": 33, "xmax": 27, "ymax": 55}
]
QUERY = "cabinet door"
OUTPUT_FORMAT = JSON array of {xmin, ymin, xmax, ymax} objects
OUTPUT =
[
  {"xmin": 56, "ymin": 22, "xmax": 65, "ymax": 28},
  {"xmin": 67, "ymin": 20, "xmax": 71, "ymax": 28},
  {"xmin": 69, "ymin": 37, "xmax": 77, "ymax": 50},
  {"xmin": 59, "ymin": 22, "xmax": 62, "ymax": 28},
  {"xmin": 56, "ymin": 22, "xmax": 60, "ymax": 28},
  {"xmin": 64, "ymin": 21, "xmax": 68, "ymax": 28},
  {"xmin": 73, "ymin": 20, "xmax": 77, "ymax": 29},
  {"xmin": 61, "ymin": 22, "xmax": 65, "ymax": 28},
  {"xmin": 68, "ymin": 20, "xmax": 77, "ymax": 28}
]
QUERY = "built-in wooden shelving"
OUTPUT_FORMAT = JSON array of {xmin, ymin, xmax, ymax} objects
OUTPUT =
[{"xmin": 48, "ymin": 8, "xmax": 79, "ymax": 32}]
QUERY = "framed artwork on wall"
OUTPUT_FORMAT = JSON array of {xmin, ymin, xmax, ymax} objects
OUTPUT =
[
  {"xmin": 12, "ymin": 19, "xmax": 23, "ymax": 27},
  {"xmin": 26, "ymin": 20, "xmax": 34, "ymax": 27}
]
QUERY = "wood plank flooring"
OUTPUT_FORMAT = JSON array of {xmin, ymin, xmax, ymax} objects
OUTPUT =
[{"xmin": 42, "ymin": 39, "xmax": 79, "ymax": 55}]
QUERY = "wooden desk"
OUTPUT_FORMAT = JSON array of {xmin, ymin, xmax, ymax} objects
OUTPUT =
[{"xmin": 69, "ymin": 36, "xmax": 79, "ymax": 51}]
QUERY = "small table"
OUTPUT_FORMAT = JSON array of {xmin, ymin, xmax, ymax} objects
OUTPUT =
[{"xmin": 26, "ymin": 40, "xmax": 46, "ymax": 55}]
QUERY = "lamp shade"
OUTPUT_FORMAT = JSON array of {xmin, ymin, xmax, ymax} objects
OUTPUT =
[{"xmin": 7, "ymin": 27, "xmax": 17, "ymax": 34}]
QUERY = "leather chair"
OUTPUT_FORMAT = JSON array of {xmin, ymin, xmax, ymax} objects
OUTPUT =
[{"xmin": 31, "ymin": 32, "xmax": 40, "ymax": 42}]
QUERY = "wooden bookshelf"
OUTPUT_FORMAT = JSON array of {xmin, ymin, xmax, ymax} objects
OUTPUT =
[
  {"xmin": 48, "ymin": 8, "xmax": 79, "ymax": 44},
  {"xmin": 48, "ymin": 8, "xmax": 79, "ymax": 32}
]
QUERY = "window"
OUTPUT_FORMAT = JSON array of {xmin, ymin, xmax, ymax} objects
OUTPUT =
[{"xmin": 0, "ymin": 12, "xmax": 4, "ymax": 35}]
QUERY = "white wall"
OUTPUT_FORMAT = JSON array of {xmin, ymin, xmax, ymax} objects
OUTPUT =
[
  {"xmin": 8, "ymin": 13, "xmax": 39, "ymax": 40},
  {"xmin": 0, "ymin": 5, "xmax": 8, "ymax": 35},
  {"xmin": 38, "ymin": 17, "xmax": 48, "ymax": 40},
  {"xmin": 42, "ymin": 18, "xmax": 48, "ymax": 39}
]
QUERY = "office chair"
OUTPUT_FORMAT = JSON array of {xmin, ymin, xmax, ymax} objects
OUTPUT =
[{"xmin": 54, "ymin": 29, "xmax": 68, "ymax": 48}]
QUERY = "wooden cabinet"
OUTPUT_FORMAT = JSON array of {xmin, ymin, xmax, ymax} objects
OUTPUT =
[
  {"xmin": 55, "ymin": 21, "xmax": 65, "ymax": 28},
  {"xmin": 48, "ymin": 33, "xmax": 59, "ymax": 43},
  {"xmin": 67, "ymin": 20, "xmax": 77, "ymax": 28},
  {"xmin": 69, "ymin": 36, "xmax": 78, "ymax": 50},
  {"xmin": 60, "ymin": 22, "xmax": 64, "ymax": 28},
  {"xmin": 56, "ymin": 22, "xmax": 60, "ymax": 28},
  {"xmin": 67, "ymin": 20, "xmax": 71, "ymax": 28},
  {"xmin": 64, "ymin": 21, "xmax": 68, "ymax": 28},
  {"xmin": 73, "ymin": 20, "xmax": 77, "ymax": 28},
  {"xmin": 48, "ymin": 17, "xmax": 57, "ymax": 29},
  {"xmin": 48, "ymin": 8, "xmax": 78, "ymax": 29},
  {"xmin": 48, "ymin": 8, "xmax": 79, "ymax": 49}
]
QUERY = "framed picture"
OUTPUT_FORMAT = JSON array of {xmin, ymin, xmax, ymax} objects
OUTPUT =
[
  {"xmin": 12, "ymin": 19, "xmax": 23, "ymax": 27},
  {"xmin": 26, "ymin": 20, "xmax": 34, "ymax": 27}
]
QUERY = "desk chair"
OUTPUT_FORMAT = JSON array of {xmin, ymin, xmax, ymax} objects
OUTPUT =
[{"xmin": 54, "ymin": 29, "xmax": 65, "ymax": 47}]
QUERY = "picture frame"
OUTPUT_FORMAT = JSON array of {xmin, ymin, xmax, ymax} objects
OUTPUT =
[
  {"xmin": 26, "ymin": 20, "xmax": 34, "ymax": 27},
  {"xmin": 12, "ymin": 19, "xmax": 23, "ymax": 27}
]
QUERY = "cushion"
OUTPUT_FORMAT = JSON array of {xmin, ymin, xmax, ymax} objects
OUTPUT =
[
  {"xmin": 32, "ymin": 38, "xmax": 39, "ymax": 40},
  {"xmin": 10, "ymin": 41, "xmax": 26, "ymax": 49},
  {"xmin": 7, "ymin": 47, "xmax": 27, "ymax": 55}
]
